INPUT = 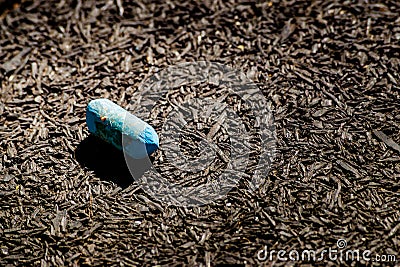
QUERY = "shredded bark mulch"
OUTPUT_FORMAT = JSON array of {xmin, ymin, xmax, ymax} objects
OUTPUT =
[{"xmin": 0, "ymin": 0, "xmax": 399, "ymax": 266}]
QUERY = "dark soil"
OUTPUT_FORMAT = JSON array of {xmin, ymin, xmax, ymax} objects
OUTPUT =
[{"xmin": 0, "ymin": 0, "xmax": 399, "ymax": 266}]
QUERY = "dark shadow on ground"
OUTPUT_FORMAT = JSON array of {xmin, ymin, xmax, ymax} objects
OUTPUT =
[
  {"xmin": 0, "ymin": 0, "xmax": 22, "ymax": 14},
  {"xmin": 75, "ymin": 135, "xmax": 153, "ymax": 189}
]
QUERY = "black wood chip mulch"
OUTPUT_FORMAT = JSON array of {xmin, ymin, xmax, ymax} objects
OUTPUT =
[{"xmin": 0, "ymin": 0, "xmax": 399, "ymax": 266}]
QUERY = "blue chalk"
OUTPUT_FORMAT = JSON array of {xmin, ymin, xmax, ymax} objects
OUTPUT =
[{"xmin": 86, "ymin": 99, "xmax": 159, "ymax": 159}]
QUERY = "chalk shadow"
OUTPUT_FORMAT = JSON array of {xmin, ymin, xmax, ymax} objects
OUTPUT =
[{"xmin": 75, "ymin": 135, "xmax": 153, "ymax": 189}]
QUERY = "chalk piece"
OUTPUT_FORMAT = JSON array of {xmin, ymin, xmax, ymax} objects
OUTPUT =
[{"xmin": 86, "ymin": 99, "xmax": 159, "ymax": 159}]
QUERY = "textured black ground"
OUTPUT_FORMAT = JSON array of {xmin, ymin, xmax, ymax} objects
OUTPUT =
[{"xmin": 1, "ymin": 0, "xmax": 399, "ymax": 266}]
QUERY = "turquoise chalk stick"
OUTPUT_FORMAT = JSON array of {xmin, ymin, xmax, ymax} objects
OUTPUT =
[{"xmin": 86, "ymin": 99, "xmax": 159, "ymax": 159}]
